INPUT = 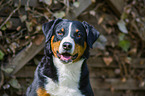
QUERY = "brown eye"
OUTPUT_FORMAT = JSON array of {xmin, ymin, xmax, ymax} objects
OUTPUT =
[
  {"xmin": 76, "ymin": 33, "xmax": 81, "ymax": 38},
  {"xmin": 57, "ymin": 31, "xmax": 64, "ymax": 36}
]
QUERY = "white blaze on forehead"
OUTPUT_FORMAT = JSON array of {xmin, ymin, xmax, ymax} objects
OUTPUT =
[
  {"xmin": 59, "ymin": 22, "xmax": 75, "ymax": 54},
  {"xmin": 68, "ymin": 22, "xmax": 72, "ymax": 37}
]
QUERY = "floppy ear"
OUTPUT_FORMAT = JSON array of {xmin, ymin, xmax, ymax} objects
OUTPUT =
[
  {"xmin": 82, "ymin": 21, "xmax": 100, "ymax": 48},
  {"xmin": 42, "ymin": 18, "xmax": 62, "ymax": 42}
]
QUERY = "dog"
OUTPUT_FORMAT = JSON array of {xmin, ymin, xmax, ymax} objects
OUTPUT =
[{"xmin": 26, "ymin": 18, "xmax": 100, "ymax": 96}]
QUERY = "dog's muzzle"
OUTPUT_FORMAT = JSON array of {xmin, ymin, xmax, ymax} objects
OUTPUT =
[
  {"xmin": 63, "ymin": 42, "xmax": 72, "ymax": 51},
  {"xmin": 57, "ymin": 42, "xmax": 78, "ymax": 63}
]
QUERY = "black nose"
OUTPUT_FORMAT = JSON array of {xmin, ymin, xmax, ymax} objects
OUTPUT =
[{"xmin": 63, "ymin": 42, "xmax": 72, "ymax": 50}]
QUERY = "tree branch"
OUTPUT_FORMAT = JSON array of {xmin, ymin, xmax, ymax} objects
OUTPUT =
[{"xmin": 0, "ymin": 0, "xmax": 21, "ymax": 29}]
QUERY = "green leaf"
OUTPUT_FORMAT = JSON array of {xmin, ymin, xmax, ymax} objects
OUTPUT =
[
  {"xmin": 6, "ymin": 21, "xmax": 12, "ymax": 29},
  {"xmin": 118, "ymin": 33, "xmax": 125, "ymax": 41},
  {"xmin": 119, "ymin": 40, "xmax": 130, "ymax": 52},
  {"xmin": 20, "ymin": 15, "xmax": 27, "ymax": 22},
  {"xmin": 1, "ymin": 26, "xmax": 6, "ymax": 31},
  {"xmin": 34, "ymin": 58, "xmax": 40, "ymax": 65},
  {"xmin": 54, "ymin": 11, "xmax": 65, "ymax": 18},
  {"xmin": 9, "ymin": 78, "xmax": 21, "ymax": 89},
  {"xmin": 121, "ymin": 12, "xmax": 128, "ymax": 20},
  {"xmin": 2, "ymin": 68, "xmax": 13, "ymax": 74},
  {"xmin": 117, "ymin": 19, "xmax": 128, "ymax": 34},
  {"xmin": 39, "ymin": 0, "xmax": 52, "ymax": 5},
  {"xmin": 36, "ymin": 25, "xmax": 42, "ymax": 32},
  {"xmin": 0, "ymin": 50, "xmax": 4, "ymax": 60},
  {"xmin": 26, "ymin": 21, "xmax": 33, "ymax": 32}
]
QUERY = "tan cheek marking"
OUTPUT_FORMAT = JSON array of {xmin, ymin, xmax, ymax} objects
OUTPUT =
[
  {"xmin": 76, "ymin": 29, "xmax": 79, "ymax": 32},
  {"xmin": 61, "ymin": 28, "xmax": 64, "ymax": 32},
  {"xmin": 51, "ymin": 36, "xmax": 61, "ymax": 58},
  {"xmin": 37, "ymin": 88, "xmax": 50, "ymax": 96},
  {"xmin": 73, "ymin": 42, "xmax": 87, "ymax": 62}
]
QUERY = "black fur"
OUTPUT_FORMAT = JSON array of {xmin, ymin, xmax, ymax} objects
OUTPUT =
[
  {"xmin": 82, "ymin": 21, "xmax": 100, "ymax": 48},
  {"xmin": 26, "ymin": 19, "xmax": 100, "ymax": 96}
]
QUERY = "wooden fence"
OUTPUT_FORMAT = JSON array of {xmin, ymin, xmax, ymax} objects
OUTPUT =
[{"xmin": 1, "ymin": 0, "xmax": 145, "ymax": 96}]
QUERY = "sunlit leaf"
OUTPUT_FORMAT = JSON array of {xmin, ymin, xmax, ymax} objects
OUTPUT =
[
  {"xmin": 9, "ymin": 79, "xmax": 21, "ymax": 89},
  {"xmin": 20, "ymin": 15, "xmax": 27, "ymax": 22},
  {"xmin": 26, "ymin": 21, "xmax": 33, "ymax": 32},
  {"xmin": 36, "ymin": 25, "xmax": 42, "ymax": 32},
  {"xmin": 34, "ymin": 58, "xmax": 40, "ymax": 65},
  {"xmin": 2, "ymin": 68, "xmax": 13, "ymax": 74},
  {"xmin": 54, "ymin": 11, "xmax": 65, "ymax": 18},
  {"xmin": 89, "ymin": 10, "xmax": 96, "ymax": 16},
  {"xmin": 73, "ymin": 1, "xmax": 80, "ymax": 8},
  {"xmin": 117, "ymin": 19, "xmax": 128, "ymax": 34},
  {"xmin": 40, "ymin": 0, "xmax": 52, "ymax": 5}
]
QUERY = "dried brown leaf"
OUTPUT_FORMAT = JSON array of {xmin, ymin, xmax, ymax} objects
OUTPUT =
[
  {"xmin": 16, "ymin": 26, "xmax": 21, "ymax": 31},
  {"xmin": 103, "ymin": 57, "xmax": 113, "ymax": 66},
  {"xmin": 33, "ymin": 35, "xmax": 44, "ymax": 45},
  {"xmin": 121, "ymin": 77, "xmax": 126, "ymax": 83},
  {"xmin": 98, "ymin": 16, "xmax": 104, "ymax": 25}
]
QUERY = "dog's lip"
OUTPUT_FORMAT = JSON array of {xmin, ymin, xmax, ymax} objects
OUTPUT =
[{"xmin": 57, "ymin": 51, "xmax": 78, "ymax": 63}]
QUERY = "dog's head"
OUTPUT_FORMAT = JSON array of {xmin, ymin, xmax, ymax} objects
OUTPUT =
[{"xmin": 42, "ymin": 19, "xmax": 99, "ymax": 64}]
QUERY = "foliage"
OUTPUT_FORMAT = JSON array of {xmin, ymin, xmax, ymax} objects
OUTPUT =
[
  {"xmin": 118, "ymin": 33, "xmax": 130, "ymax": 52},
  {"xmin": 0, "ymin": 50, "xmax": 4, "ymax": 60}
]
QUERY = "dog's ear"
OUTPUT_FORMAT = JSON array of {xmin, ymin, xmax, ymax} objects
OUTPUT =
[
  {"xmin": 42, "ymin": 18, "xmax": 62, "ymax": 42},
  {"xmin": 82, "ymin": 21, "xmax": 100, "ymax": 48}
]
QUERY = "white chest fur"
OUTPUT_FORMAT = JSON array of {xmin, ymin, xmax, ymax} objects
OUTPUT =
[{"xmin": 44, "ymin": 57, "xmax": 85, "ymax": 96}]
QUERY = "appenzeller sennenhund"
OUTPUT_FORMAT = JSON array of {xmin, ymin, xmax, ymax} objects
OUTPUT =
[{"xmin": 26, "ymin": 18, "xmax": 100, "ymax": 96}]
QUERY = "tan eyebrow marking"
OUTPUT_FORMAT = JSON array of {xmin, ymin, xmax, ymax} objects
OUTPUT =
[
  {"xmin": 76, "ymin": 29, "xmax": 79, "ymax": 32},
  {"xmin": 61, "ymin": 28, "xmax": 64, "ymax": 32}
]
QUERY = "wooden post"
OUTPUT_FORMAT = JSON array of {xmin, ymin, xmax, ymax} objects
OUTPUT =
[
  {"xmin": 66, "ymin": 0, "xmax": 93, "ymax": 20},
  {"xmin": 5, "ymin": 39, "xmax": 45, "ymax": 75},
  {"xmin": 106, "ymin": 0, "xmax": 125, "ymax": 17}
]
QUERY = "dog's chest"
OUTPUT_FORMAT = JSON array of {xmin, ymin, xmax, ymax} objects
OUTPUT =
[{"xmin": 44, "ymin": 57, "xmax": 84, "ymax": 96}]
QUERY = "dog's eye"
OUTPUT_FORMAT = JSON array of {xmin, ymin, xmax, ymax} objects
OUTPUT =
[
  {"xmin": 76, "ymin": 32, "xmax": 81, "ymax": 38},
  {"xmin": 57, "ymin": 31, "xmax": 64, "ymax": 36}
]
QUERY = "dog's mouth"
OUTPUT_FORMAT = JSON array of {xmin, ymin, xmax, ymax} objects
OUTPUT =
[{"xmin": 57, "ymin": 51, "xmax": 78, "ymax": 63}]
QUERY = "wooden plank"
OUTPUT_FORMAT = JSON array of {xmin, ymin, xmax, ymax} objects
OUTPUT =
[
  {"xmin": 93, "ymin": 89, "xmax": 145, "ymax": 96},
  {"xmin": 89, "ymin": 68, "xmax": 118, "ymax": 78},
  {"xmin": 90, "ymin": 78, "xmax": 145, "ymax": 90},
  {"xmin": 66, "ymin": 0, "xmax": 93, "ymax": 20},
  {"xmin": 93, "ymin": 89, "xmax": 124, "ymax": 96},
  {"xmin": 106, "ymin": 0, "xmax": 125, "ymax": 17},
  {"xmin": 87, "ymin": 57, "xmax": 145, "ymax": 68},
  {"xmin": 15, "ymin": 66, "xmax": 36, "ymax": 78},
  {"xmin": 5, "ymin": 38, "xmax": 45, "ymax": 75},
  {"xmin": 13, "ymin": 0, "xmax": 40, "ymax": 7}
]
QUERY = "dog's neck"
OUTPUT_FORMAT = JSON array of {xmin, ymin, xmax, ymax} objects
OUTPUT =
[{"xmin": 53, "ymin": 56, "xmax": 84, "ymax": 88}]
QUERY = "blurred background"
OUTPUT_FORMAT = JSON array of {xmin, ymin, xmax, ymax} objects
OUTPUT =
[{"xmin": 0, "ymin": 0, "xmax": 145, "ymax": 96}]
